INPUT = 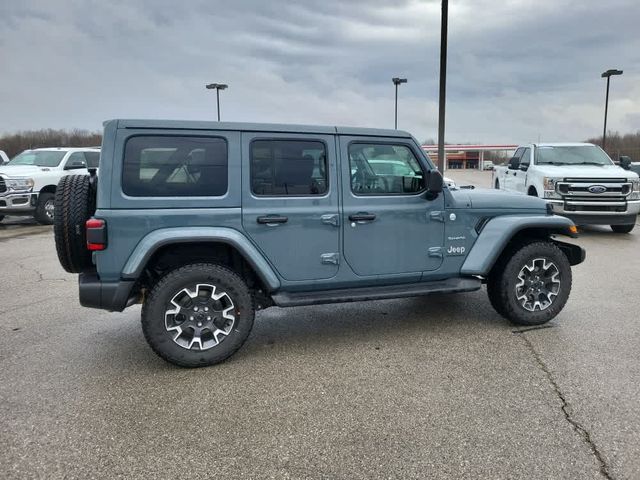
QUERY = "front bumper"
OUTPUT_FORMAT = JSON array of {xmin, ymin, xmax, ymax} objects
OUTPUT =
[
  {"xmin": 79, "ymin": 271, "xmax": 136, "ymax": 312},
  {"xmin": 547, "ymin": 199, "xmax": 640, "ymax": 225},
  {"xmin": 0, "ymin": 192, "xmax": 37, "ymax": 214}
]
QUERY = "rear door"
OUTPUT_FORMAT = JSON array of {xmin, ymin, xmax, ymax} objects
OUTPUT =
[
  {"xmin": 241, "ymin": 133, "xmax": 340, "ymax": 281},
  {"xmin": 340, "ymin": 136, "xmax": 445, "ymax": 277}
]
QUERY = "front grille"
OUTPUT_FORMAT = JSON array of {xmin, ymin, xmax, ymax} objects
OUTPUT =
[
  {"xmin": 557, "ymin": 178, "xmax": 631, "ymax": 201},
  {"xmin": 0, "ymin": 177, "xmax": 6, "ymax": 194}
]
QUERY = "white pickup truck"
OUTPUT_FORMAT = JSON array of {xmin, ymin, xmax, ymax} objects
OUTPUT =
[
  {"xmin": 0, "ymin": 147, "xmax": 100, "ymax": 224},
  {"xmin": 494, "ymin": 143, "xmax": 640, "ymax": 233}
]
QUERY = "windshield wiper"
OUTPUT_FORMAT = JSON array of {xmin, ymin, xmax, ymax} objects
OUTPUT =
[{"xmin": 573, "ymin": 162, "xmax": 605, "ymax": 166}]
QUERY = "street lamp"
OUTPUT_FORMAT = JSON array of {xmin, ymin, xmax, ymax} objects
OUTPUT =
[
  {"xmin": 436, "ymin": 0, "xmax": 448, "ymax": 173},
  {"xmin": 205, "ymin": 83, "xmax": 228, "ymax": 121},
  {"xmin": 601, "ymin": 69, "xmax": 623, "ymax": 151},
  {"xmin": 392, "ymin": 77, "xmax": 408, "ymax": 129}
]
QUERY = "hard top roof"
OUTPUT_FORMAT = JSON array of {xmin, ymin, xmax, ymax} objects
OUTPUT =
[{"xmin": 111, "ymin": 119, "xmax": 412, "ymax": 138}]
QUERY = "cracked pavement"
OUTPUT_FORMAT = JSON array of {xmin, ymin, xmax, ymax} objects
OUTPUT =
[{"xmin": 1, "ymin": 207, "xmax": 639, "ymax": 479}]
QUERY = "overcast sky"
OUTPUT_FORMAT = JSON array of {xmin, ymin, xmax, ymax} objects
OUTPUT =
[{"xmin": 1, "ymin": 0, "xmax": 638, "ymax": 143}]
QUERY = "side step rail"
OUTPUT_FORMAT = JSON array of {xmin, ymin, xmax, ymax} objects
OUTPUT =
[{"xmin": 272, "ymin": 277, "xmax": 481, "ymax": 307}]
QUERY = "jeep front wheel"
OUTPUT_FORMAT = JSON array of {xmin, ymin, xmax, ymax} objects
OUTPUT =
[
  {"xmin": 488, "ymin": 241, "xmax": 572, "ymax": 326},
  {"xmin": 142, "ymin": 263, "xmax": 255, "ymax": 367}
]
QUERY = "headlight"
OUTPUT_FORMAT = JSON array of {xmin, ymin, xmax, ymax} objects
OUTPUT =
[
  {"xmin": 6, "ymin": 178, "xmax": 35, "ymax": 191},
  {"xmin": 630, "ymin": 178, "xmax": 640, "ymax": 200},
  {"xmin": 543, "ymin": 177, "xmax": 561, "ymax": 199}
]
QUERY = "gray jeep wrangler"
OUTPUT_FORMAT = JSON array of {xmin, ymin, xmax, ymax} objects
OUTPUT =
[{"xmin": 54, "ymin": 119, "xmax": 585, "ymax": 367}]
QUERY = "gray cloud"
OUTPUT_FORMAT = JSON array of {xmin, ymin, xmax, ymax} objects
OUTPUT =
[{"xmin": 0, "ymin": 0, "xmax": 638, "ymax": 144}]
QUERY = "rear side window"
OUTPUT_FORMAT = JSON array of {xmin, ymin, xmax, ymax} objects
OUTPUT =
[
  {"xmin": 122, "ymin": 136, "xmax": 228, "ymax": 197},
  {"xmin": 251, "ymin": 140, "xmax": 327, "ymax": 196}
]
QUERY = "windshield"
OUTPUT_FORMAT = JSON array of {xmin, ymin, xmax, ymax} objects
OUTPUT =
[
  {"xmin": 535, "ymin": 146, "xmax": 613, "ymax": 166},
  {"xmin": 8, "ymin": 151, "xmax": 66, "ymax": 167}
]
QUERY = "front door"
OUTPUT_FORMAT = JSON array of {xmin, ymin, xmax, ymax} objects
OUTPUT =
[
  {"xmin": 340, "ymin": 137, "xmax": 445, "ymax": 277},
  {"xmin": 513, "ymin": 147, "xmax": 531, "ymax": 193},
  {"xmin": 241, "ymin": 133, "xmax": 340, "ymax": 281}
]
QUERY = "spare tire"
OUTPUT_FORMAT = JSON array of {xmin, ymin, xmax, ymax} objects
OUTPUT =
[{"xmin": 54, "ymin": 175, "xmax": 96, "ymax": 273}]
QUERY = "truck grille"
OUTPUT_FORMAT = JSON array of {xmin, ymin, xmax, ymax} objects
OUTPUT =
[
  {"xmin": 557, "ymin": 178, "xmax": 632, "ymax": 213},
  {"xmin": 0, "ymin": 177, "xmax": 6, "ymax": 194}
]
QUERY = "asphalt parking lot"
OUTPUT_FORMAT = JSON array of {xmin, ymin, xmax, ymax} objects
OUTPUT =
[{"xmin": 1, "ymin": 174, "xmax": 639, "ymax": 479}]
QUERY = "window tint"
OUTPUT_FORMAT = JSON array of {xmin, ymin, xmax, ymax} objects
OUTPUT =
[
  {"xmin": 251, "ymin": 140, "xmax": 327, "ymax": 196},
  {"xmin": 122, "ymin": 136, "xmax": 228, "ymax": 197},
  {"xmin": 84, "ymin": 151, "xmax": 100, "ymax": 168},
  {"xmin": 66, "ymin": 152, "xmax": 87, "ymax": 168},
  {"xmin": 520, "ymin": 148, "xmax": 531, "ymax": 166},
  {"xmin": 349, "ymin": 143, "xmax": 424, "ymax": 195}
]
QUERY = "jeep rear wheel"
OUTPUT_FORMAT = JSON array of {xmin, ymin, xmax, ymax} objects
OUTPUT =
[
  {"xmin": 54, "ymin": 175, "xmax": 96, "ymax": 273},
  {"xmin": 610, "ymin": 224, "xmax": 635, "ymax": 234},
  {"xmin": 142, "ymin": 263, "xmax": 255, "ymax": 368},
  {"xmin": 488, "ymin": 241, "xmax": 571, "ymax": 326}
]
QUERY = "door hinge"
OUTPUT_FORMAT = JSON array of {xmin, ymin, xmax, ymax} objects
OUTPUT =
[
  {"xmin": 428, "ymin": 247, "xmax": 443, "ymax": 258},
  {"xmin": 321, "ymin": 214, "xmax": 340, "ymax": 227},
  {"xmin": 321, "ymin": 253, "xmax": 340, "ymax": 265},
  {"xmin": 429, "ymin": 211, "xmax": 445, "ymax": 223}
]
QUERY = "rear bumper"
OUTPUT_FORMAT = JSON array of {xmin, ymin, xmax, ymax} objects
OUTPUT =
[
  {"xmin": 547, "ymin": 199, "xmax": 640, "ymax": 225},
  {"xmin": 79, "ymin": 271, "xmax": 136, "ymax": 312}
]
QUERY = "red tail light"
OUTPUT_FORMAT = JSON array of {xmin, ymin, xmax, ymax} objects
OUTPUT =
[{"xmin": 86, "ymin": 218, "xmax": 107, "ymax": 251}]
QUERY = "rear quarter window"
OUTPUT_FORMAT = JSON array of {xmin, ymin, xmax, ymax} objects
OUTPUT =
[{"xmin": 122, "ymin": 136, "xmax": 228, "ymax": 197}]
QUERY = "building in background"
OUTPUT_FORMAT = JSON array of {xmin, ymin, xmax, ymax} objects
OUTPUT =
[{"xmin": 422, "ymin": 144, "xmax": 518, "ymax": 170}]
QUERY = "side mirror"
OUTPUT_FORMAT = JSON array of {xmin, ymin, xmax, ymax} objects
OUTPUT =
[
  {"xmin": 426, "ymin": 170, "xmax": 443, "ymax": 199},
  {"xmin": 619, "ymin": 156, "xmax": 632, "ymax": 170},
  {"xmin": 65, "ymin": 161, "xmax": 87, "ymax": 170},
  {"xmin": 508, "ymin": 157, "xmax": 520, "ymax": 170}
]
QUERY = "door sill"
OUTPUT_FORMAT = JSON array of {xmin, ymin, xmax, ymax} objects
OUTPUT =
[{"xmin": 272, "ymin": 277, "xmax": 481, "ymax": 307}]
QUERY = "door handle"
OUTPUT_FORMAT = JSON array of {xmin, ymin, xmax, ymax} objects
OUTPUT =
[
  {"xmin": 257, "ymin": 215, "xmax": 288, "ymax": 224},
  {"xmin": 349, "ymin": 213, "xmax": 376, "ymax": 222}
]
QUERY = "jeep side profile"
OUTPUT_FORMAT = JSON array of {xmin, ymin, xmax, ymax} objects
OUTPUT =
[{"xmin": 54, "ymin": 120, "xmax": 585, "ymax": 367}]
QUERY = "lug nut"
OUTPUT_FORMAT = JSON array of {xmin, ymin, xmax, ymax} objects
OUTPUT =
[
  {"xmin": 204, "ymin": 307, "xmax": 209, "ymax": 312},
  {"xmin": 207, "ymin": 316, "xmax": 211, "ymax": 321},
  {"xmin": 197, "ymin": 322, "xmax": 202, "ymax": 327},
  {"xmin": 194, "ymin": 306, "xmax": 199, "ymax": 312},
  {"xmin": 189, "ymin": 316, "xmax": 194, "ymax": 321}
]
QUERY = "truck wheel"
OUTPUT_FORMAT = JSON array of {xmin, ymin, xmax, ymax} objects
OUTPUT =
[
  {"xmin": 488, "ymin": 241, "xmax": 571, "ymax": 326},
  {"xmin": 142, "ymin": 263, "xmax": 255, "ymax": 368},
  {"xmin": 610, "ymin": 224, "xmax": 635, "ymax": 234},
  {"xmin": 54, "ymin": 175, "xmax": 96, "ymax": 273},
  {"xmin": 34, "ymin": 192, "xmax": 55, "ymax": 225}
]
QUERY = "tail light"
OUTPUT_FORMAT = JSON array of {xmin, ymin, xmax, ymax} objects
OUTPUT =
[{"xmin": 86, "ymin": 218, "xmax": 107, "ymax": 251}]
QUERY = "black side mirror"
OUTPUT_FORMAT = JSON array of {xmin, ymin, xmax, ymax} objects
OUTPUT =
[
  {"xmin": 619, "ymin": 156, "xmax": 632, "ymax": 170},
  {"xmin": 426, "ymin": 170, "xmax": 443, "ymax": 199},
  {"xmin": 508, "ymin": 157, "xmax": 519, "ymax": 170}
]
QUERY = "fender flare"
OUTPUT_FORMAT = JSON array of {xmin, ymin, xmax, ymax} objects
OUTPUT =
[
  {"xmin": 460, "ymin": 215, "xmax": 577, "ymax": 276},
  {"xmin": 121, "ymin": 227, "xmax": 280, "ymax": 291}
]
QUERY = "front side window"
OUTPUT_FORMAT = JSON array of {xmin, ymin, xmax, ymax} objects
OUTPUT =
[
  {"xmin": 66, "ymin": 152, "xmax": 87, "ymax": 168},
  {"xmin": 8, "ymin": 151, "xmax": 66, "ymax": 167},
  {"xmin": 349, "ymin": 143, "xmax": 424, "ymax": 195},
  {"xmin": 251, "ymin": 140, "xmax": 327, "ymax": 196},
  {"xmin": 123, "ymin": 136, "xmax": 228, "ymax": 197},
  {"xmin": 84, "ymin": 151, "xmax": 100, "ymax": 168},
  {"xmin": 520, "ymin": 148, "xmax": 531, "ymax": 167}
]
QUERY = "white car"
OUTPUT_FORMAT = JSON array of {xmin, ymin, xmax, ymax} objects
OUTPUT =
[
  {"xmin": 0, "ymin": 147, "xmax": 100, "ymax": 224},
  {"xmin": 493, "ymin": 143, "xmax": 640, "ymax": 233}
]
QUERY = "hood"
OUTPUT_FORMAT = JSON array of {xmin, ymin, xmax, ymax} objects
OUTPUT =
[
  {"xmin": 450, "ymin": 188, "xmax": 547, "ymax": 210},
  {"xmin": 537, "ymin": 164, "xmax": 638, "ymax": 179},
  {"xmin": 0, "ymin": 165, "xmax": 52, "ymax": 177}
]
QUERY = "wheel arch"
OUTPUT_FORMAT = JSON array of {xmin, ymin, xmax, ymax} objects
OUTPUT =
[
  {"xmin": 39, "ymin": 184, "xmax": 57, "ymax": 195},
  {"xmin": 122, "ymin": 227, "xmax": 280, "ymax": 293},
  {"xmin": 527, "ymin": 186, "xmax": 538, "ymax": 196},
  {"xmin": 461, "ymin": 215, "xmax": 582, "ymax": 276}
]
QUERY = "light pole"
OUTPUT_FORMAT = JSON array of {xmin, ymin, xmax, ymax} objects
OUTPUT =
[
  {"xmin": 392, "ymin": 77, "xmax": 407, "ymax": 129},
  {"xmin": 205, "ymin": 83, "xmax": 228, "ymax": 121},
  {"xmin": 601, "ymin": 69, "xmax": 622, "ymax": 151},
  {"xmin": 436, "ymin": 0, "xmax": 448, "ymax": 173}
]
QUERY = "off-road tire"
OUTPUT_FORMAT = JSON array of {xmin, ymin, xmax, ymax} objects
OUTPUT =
[
  {"xmin": 488, "ymin": 241, "xmax": 572, "ymax": 326},
  {"xmin": 34, "ymin": 192, "xmax": 55, "ymax": 225},
  {"xmin": 54, "ymin": 175, "xmax": 96, "ymax": 273},
  {"xmin": 610, "ymin": 224, "xmax": 635, "ymax": 234},
  {"xmin": 142, "ymin": 263, "xmax": 255, "ymax": 368}
]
